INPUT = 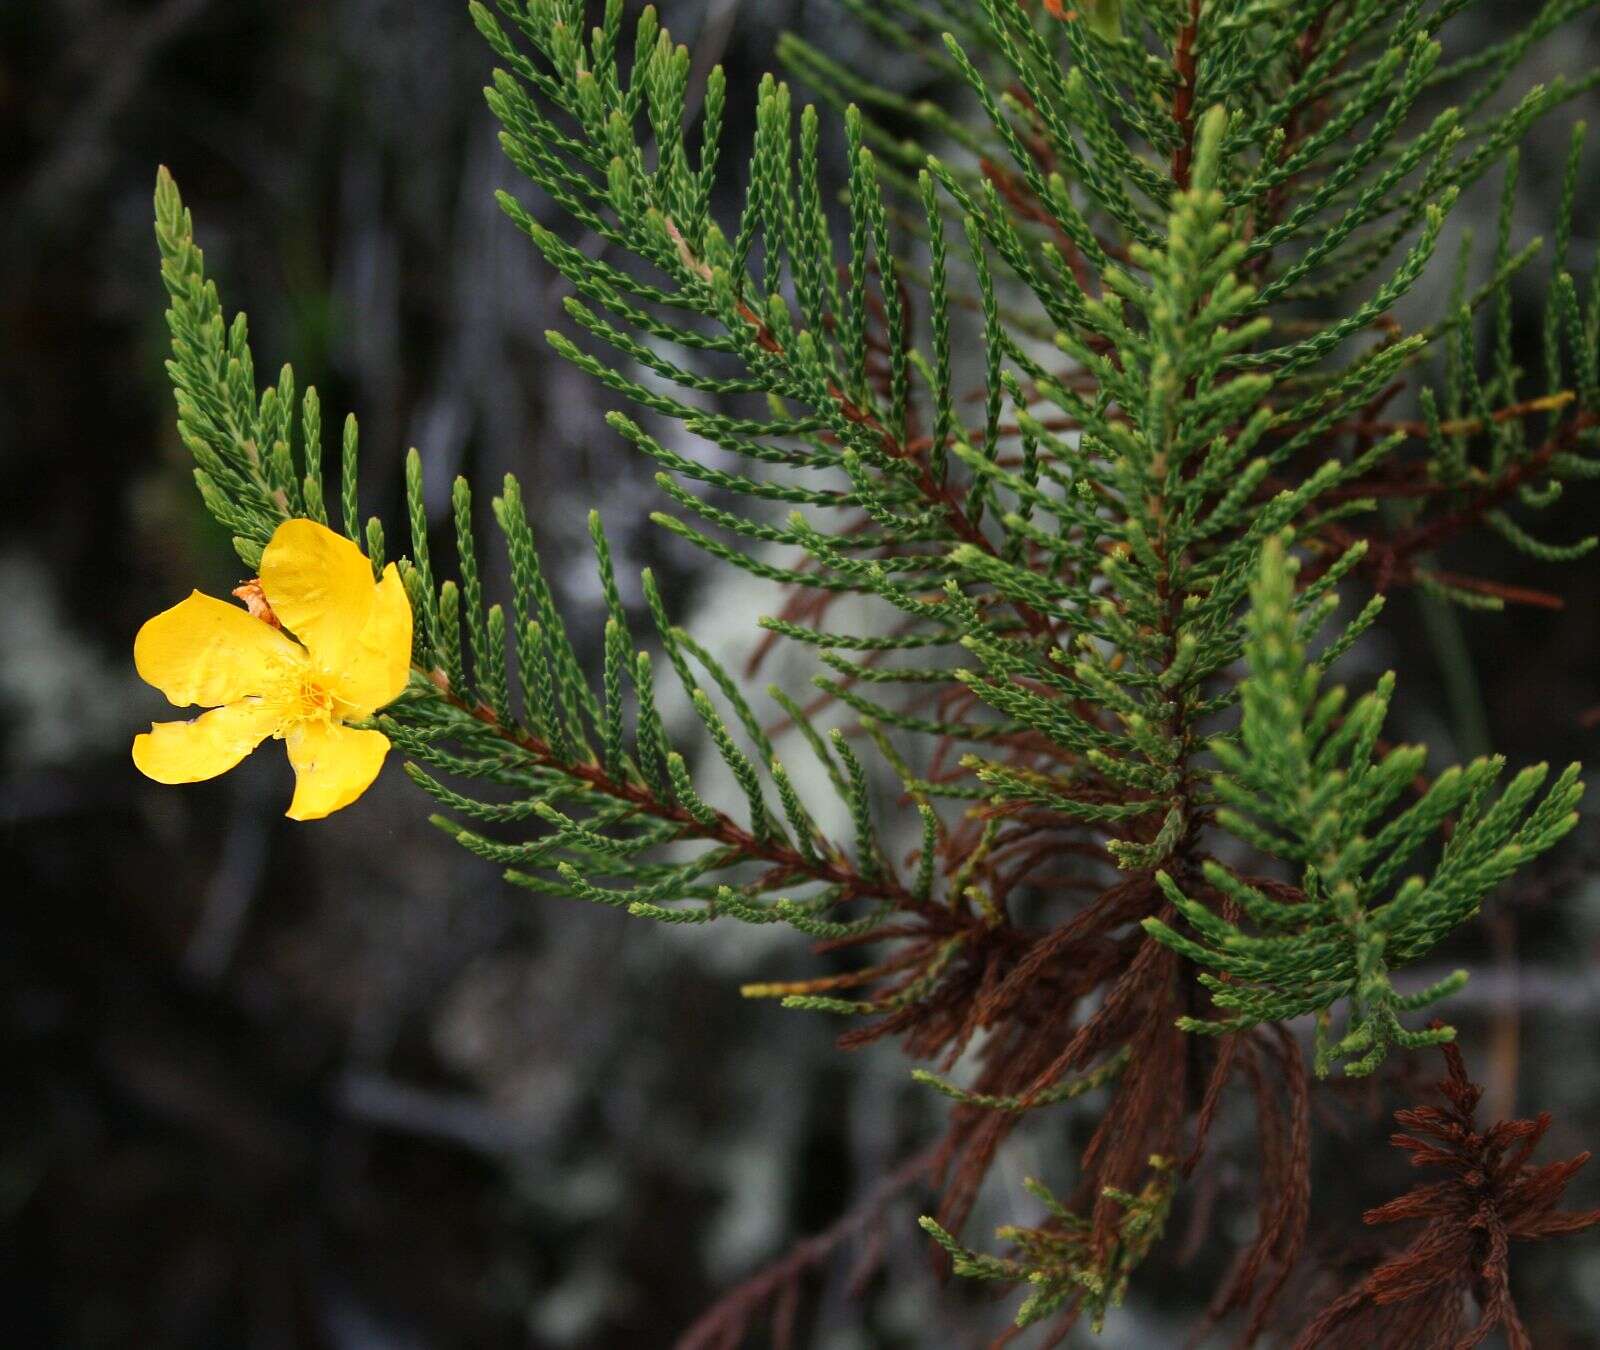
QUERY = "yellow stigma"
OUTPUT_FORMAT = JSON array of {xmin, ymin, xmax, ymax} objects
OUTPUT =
[{"xmin": 294, "ymin": 674, "xmax": 338, "ymax": 722}]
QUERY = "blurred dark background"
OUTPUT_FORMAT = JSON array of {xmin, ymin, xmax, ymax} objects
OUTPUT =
[{"xmin": 2, "ymin": 2, "xmax": 1599, "ymax": 1346}]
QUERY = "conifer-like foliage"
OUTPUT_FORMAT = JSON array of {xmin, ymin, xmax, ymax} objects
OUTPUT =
[
  {"xmin": 150, "ymin": 0, "xmax": 1600, "ymax": 1340},
  {"xmin": 1145, "ymin": 537, "xmax": 1582, "ymax": 1077}
]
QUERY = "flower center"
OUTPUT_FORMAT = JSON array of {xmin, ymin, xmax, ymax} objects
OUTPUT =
[{"xmin": 294, "ymin": 675, "xmax": 338, "ymax": 724}]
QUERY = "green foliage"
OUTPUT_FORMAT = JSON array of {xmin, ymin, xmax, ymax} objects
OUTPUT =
[
  {"xmin": 1144, "ymin": 537, "xmax": 1583, "ymax": 1076},
  {"xmin": 920, "ymin": 1156, "xmax": 1175, "ymax": 1333},
  {"xmin": 156, "ymin": 171, "xmax": 353, "ymax": 569},
  {"xmin": 149, "ymin": 0, "xmax": 1600, "ymax": 1337},
  {"xmin": 156, "ymin": 164, "xmax": 916, "ymax": 950}
]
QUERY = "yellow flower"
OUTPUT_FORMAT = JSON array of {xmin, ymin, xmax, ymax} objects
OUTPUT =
[{"xmin": 133, "ymin": 518, "xmax": 413, "ymax": 820}]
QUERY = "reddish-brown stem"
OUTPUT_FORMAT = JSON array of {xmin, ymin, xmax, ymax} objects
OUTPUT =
[
  {"xmin": 1387, "ymin": 411, "xmax": 1596, "ymax": 561},
  {"xmin": 1338, "ymin": 391, "xmax": 1577, "ymax": 444},
  {"xmin": 669, "ymin": 216, "xmax": 1058, "ymax": 642},
  {"xmin": 675, "ymin": 1145, "xmax": 942, "ymax": 1350},
  {"xmin": 422, "ymin": 672, "xmax": 929, "ymax": 915},
  {"xmin": 1170, "ymin": 0, "xmax": 1203, "ymax": 190}
]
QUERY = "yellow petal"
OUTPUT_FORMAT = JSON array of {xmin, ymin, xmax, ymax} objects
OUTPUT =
[
  {"xmin": 260, "ymin": 520, "xmax": 412, "ymax": 715},
  {"xmin": 283, "ymin": 719, "xmax": 390, "ymax": 820},
  {"xmin": 132, "ymin": 699, "xmax": 283, "ymax": 783},
  {"xmin": 135, "ymin": 590, "xmax": 306, "ymax": 708},
  {"xmin": 329, "ymin": 563, "xmax": 413, "ymax": 716}
]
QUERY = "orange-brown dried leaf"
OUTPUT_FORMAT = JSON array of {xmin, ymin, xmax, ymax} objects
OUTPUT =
[{"xmin": 1294, "ymin": 1041, "xmax": 1600, "ymax": 1350}]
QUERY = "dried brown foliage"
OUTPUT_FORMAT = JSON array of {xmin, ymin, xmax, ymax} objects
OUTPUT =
[{"xmin": 1294, "ymin": 1039, "xmax": 1600, "ymax": 1349}]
